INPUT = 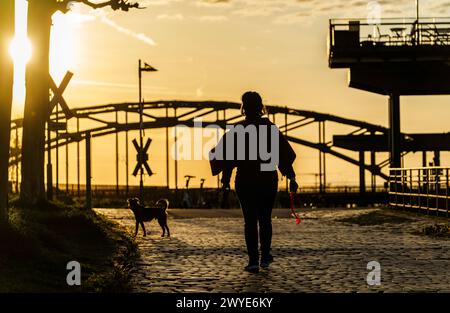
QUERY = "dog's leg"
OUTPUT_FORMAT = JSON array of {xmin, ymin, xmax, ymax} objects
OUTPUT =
[
  {"xmin": 158, "ymin": 219, "xmax": 165, "ymax": 237},
  {"xmin": 166, "ymin": 225, "xmax": 170, "ymax": 237},
  {"xmin": 134, "ymin": 222, "xmax": 139, "ymax": 237},
  {"xmin": 140, "ymin": 222, "xmax": 146, "ymax": 237}
]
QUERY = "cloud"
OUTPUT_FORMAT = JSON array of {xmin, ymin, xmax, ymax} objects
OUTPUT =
[
  {"xmin": 73, "ymin": 79, "xmax": 169, "ymax": 91},
  {"xmin": 63, "ymin": 5, "xmax": 157, "ymax": 46},
  {"xmin": 195, "ymin": 0, "xmax": 233, "ymax": 8},
  {"xmin": 233, "ymin": 6, "xmax": 283, "ymax": 17},
  {"xmin": 198, "ymin": 15, "xmax": 229, "ymax": 22},
  {"xmin": 157, "ymin": 13, "xmax": 184, "ymax": 20},
  {"xmin": 100, "ymin": 15, "xmax": 157, "ymax": 45},
  {"xmin": 196, "ymin": 87, "xmax": 204, "ymax": 97},
  {"xmin": 139, "ymin": 0, "xmax": 182, "ymax": 6},
  {"xmin": 273, "ymin": 11, "xmax": 311, "ymax": 25}
]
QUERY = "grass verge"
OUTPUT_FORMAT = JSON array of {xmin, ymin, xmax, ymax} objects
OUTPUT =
[{"xmin": 0, "ymin": 200, "xmax": 138, "ymax": 292}]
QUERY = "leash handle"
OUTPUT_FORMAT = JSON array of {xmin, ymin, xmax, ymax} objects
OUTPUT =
[{"xmin": 289, "ymin": 192, "xmax": 301, "ymax": 225}]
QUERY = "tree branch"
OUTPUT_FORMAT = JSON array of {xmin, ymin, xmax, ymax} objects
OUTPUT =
[{"xmin": 56, "ymin": 0, "xmax": 143, "ymax": 13}]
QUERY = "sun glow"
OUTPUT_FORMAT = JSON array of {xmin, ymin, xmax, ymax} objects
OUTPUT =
[
  {"xmin": 10, "ymin": 0, "xmax": 30, "ymax": 115},
  {"xmin": 9, "ymin": 36, "xmax": 32, "ymax": 64},
  {"xmin": 10, "ymin": 0, "xmax": 79, "ymax": 115}
]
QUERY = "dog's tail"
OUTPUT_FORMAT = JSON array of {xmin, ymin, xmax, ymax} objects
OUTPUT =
[{"xmin": 156, "ymin": 199, "xmax": 169, "ymax": 210}]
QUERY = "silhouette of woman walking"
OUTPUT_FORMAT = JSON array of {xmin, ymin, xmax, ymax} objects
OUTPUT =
[{"xmin": 210, "ymin": 91, "xmax": 298, "ymax": 273}]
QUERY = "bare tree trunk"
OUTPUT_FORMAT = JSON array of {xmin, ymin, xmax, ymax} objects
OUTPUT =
[
  {"xmin": 21, "ymin": 0, "xmax": 53, "ymax": 205},
  {"xmin": 20, "ymin": 0, "xmax": 140, "ymax": 206},
  {"xmin": 0, "ymin": 0, "xmax": 15, "ymax": 221}
]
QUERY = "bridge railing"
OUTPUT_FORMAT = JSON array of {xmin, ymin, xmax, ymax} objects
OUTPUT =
[
  {"xmin": 329, "ymin": 18, "xmax": 450, "ymax": 49},
  {"xmin": 389, "ymin": 167, "xmax": 449, "ymax": 215}
]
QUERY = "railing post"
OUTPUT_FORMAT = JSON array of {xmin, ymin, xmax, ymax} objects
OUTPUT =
[
  {"xmin": 426, "ymin": 168, "xmax": 430, "ymax": 214},
  {"xmin": 402, "ymin": 169, "xmax": 405, "ymax": 210},
  {"xmin": 409, "ymin": 168, "xmax": 413, "ymax": 209},
  {"xmin": 418, "ymin": 168, "xmax": 421, "ymax": 210},
  {"xmin": 446, "ymin": 168, "xmax": 449, "ymax": 217},
  {"xmin": 436, "ymin": 167, "xmax": 439, "ymax": 216}
]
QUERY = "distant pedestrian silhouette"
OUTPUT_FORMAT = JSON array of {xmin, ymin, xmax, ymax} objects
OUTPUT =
[{"xmin": 209, "ymin": 91, "xmax": 298, "ymax": 273}]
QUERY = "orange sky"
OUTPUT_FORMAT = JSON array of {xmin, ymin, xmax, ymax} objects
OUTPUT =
[{"xmin": 10, "ymin": 0, "xmax": 450, "ymax": 188}]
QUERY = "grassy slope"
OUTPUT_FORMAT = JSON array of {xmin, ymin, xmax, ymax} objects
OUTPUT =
[{"xmin": 0, "ymin": 201, "xmax": 137, "ymax": 292}]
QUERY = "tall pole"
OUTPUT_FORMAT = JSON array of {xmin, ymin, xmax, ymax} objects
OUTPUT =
[
  {"xmin": 115, "ymin": 110, "xmax": 119, "ymax": 195},
  {"xmin": 370, "ymin": 138, "xmax": 376, "ymax": 193},
  {"xmin": 65, "ymin": 135, "xmax": 69, "ymax": 194},
  {"xmin": 15, "ymin": 127, "xmax": 19, "ymax": 194},
  {"xmin": 125, "ymin": 110, "xmax": 129, "ymax": 196},
  {"xmin": 85, "ymin": 131, "xmax": 92, "ymax": 209},
  {"xmin": 174, "ymin": 107, "xmax": 178, "ymax": 190},
  {"xmin": 285, "ymin": 108, "xmax": 288, "ymax": 193},
  {"xmin": 416, "ymin": 0, "xmax": 419, "ymax": 21},
  {"xmin": 46, "ymin": 120, "xmax": 53, "ymax": 200},
  {"xmin": 216, "ymin": 110, "xmax": 220, "ymax": 189},
  {"xmin": 166, "ymin": 105, "xmax": 170, "ymax": 189},
  {"xmin": 77, "ymin": 118, "xmax": 80, "ymax": 197},
  {"xmin": 359, "ymin": 150, "xmax": 366, "ymax": 195},
  {"xmin": 55, "ymin": 106, "xmax": 59, "ymax": 195},
  {"xmin": 138, "ymin": 59, "xmax": 144, "ymax": 203},
  {"xmin": 388, "ymin": 93, "xmax": 401, "ymax": 168},
  {"xmin": 318, "ymin": 122, "xmax": 323, "ymax": 193},
  {"xmin": 322, "ymin": 121, "xmax": 326, "ymax": 192}
]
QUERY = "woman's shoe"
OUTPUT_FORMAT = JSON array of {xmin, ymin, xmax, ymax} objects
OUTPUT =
[
  {"xmin": 260, "ymin": 255, "xmax": 274, "ymax": 268},
  {"xmin": 244, "ymin": 263, "xmax": 260, "ymax": 273}
]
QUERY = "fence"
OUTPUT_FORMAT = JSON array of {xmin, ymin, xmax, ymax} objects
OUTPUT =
[{"xmin": 389, "ymin": 167, "xmax": 449, "ymax": 215}]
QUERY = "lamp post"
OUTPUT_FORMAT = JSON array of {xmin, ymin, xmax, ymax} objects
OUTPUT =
[
  {"xmin": 416, "ymin": 0, "xmax": 419, "ymax": 22},
  {"xmin": 138, "ymin": 59, "xmax": 157, "ymax": 203}
]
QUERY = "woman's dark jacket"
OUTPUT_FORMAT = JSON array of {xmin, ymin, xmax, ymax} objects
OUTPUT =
[{"xmin": 209, "ymin": 117, "xmax": 296, "ymax": 184}]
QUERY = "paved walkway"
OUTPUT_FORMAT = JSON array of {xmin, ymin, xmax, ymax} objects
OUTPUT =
[{"xmin": 97, "ymin": 207, "xmax": 450, "ymax": 292}]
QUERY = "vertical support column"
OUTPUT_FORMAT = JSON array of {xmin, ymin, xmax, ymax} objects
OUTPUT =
[
  {"xmin": 125, "ymin": 110, "xmax": 129, "ymax": 196},
  {"xmin": 85, "ymin": 132, "xmax": 92, "ymax": 210},
  {"xmin": 46, "ymin": 120, "xmax": 53, "ymax": 200},
  {"xmin": 318, "ymin": 121, "xmax": 323, "ymax": 193},
  {"xmin": 434, "ymin": 150, "xmax": 441, "ymax": 194},
  {"xmin": 65, "ymin": 133, "xmax": 69, "ymax": 194},
  {"xmin": 371, "ymin": 148, "xmax": 376, "ymax": 193},
  {"xmin": 55, "ymin": 106, "xmax": 59, "ymax": 196},
  {"xmin": 422, "ymin": 151, "xmax": 428, "ymax": 183},
  {"xmin": 422, "ymin": 151, "xmax": 427, "ymax": 167},
  {"xmin": 77, "ymin": 118, "xmax": 80, "ymax": 197},
  {"xmin": 359, "ymin": 150, "xmax": 366, "ymax": 195},
  {"xmin": 388, "ymin": 93, "xmax": 401, "ymax": 168},
  {"xmin": 138, "ymin": 60, "xmax": 144, "ymax": 204},
  {"xmin": 433, "ymin": 150, "xmax": 440, "ymax": 166},
  {"xmin": 322, "ymin": 121, "xmax": 326, "ymax": 192},
  {"xmin": 166, "ymin": 105, "xmax": 170, "ymax": 189},
  {"xmin": 222, "ymin": 109, "xmax": 227, "ymax": 188},
  {"xmin": 284, "ymin": 109, "xmax": 288, "ymax": 193},
  {"xmin": 174, "ymin": 107, "xmax": 178, "ymax": 191},
  {"xmin": 15, "ymin": 127, "xmax": 19, "ymax": 194},
  {"xmin": 115, "ymin": 110, "xmax": 119, "ymax": 196},
  {"xmin": 216, "ymin": 110, "xmax": 220, "ymax": 189}
]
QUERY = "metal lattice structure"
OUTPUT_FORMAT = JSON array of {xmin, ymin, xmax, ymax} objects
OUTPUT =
[{"xmin": 9, "ymin": 100, "xmax": 393, "ymax": 194}]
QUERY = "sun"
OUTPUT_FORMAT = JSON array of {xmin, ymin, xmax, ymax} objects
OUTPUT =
[
  {"xmin": 9, "ymin": 36, "xmax": 32, "ymax": 64},
  {"xmin": 10, "ymin": 0, "xmax": 31, "ymax": 114},
  {"xmin": 10, "ymin": 0, "xmax": 77, "ymax": 114}
]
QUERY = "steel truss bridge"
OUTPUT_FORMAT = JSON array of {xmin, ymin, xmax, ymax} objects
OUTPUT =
[{"xmin": 9, "ymin": 100, "xmax": 395, "ymax": 195}]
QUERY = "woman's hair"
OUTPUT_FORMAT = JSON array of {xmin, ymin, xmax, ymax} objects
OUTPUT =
[{"xmin": 241, "ymin": 91, "xmax": 267, "ymax": 119}]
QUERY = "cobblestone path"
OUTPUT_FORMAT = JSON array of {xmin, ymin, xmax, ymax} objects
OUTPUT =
[{"xmin": 97, "ymin": 207, "xmax": 450, "ymax": 292}]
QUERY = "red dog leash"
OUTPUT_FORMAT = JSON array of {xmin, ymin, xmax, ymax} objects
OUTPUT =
[{"xmin": 289, "ymin": 192, "xmax": 301, "ymax": 225}]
